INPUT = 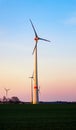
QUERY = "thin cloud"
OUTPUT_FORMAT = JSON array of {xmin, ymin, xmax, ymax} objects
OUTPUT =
[{"xmin": 64, "ymin": 17, "xmax": 76, "ymax": 25}]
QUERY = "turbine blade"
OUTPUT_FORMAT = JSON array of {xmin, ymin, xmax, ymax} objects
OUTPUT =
[
  {"xmin": 30, "ymin": 19, "xmax": 38, "ymax": 37},
  {"xmin": 29, "ymin": 76, "xmax": 32, "ymax": 78},
  {"xmin": 32, "ymin": 41, "xmax": 37, "ymax": 54},
  {"xmin": 39, "ymin": 37, "xmax": 51, "ymax": 42}
]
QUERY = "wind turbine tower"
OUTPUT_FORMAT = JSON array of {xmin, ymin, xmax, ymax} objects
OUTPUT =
[
  {"xmin": 29, "ymin": 73, "xmax": 34, "ymax": 103},
  {"xmin": 4, "ymin": 88, "xmax": 10, "ymax": 99},
  {"xmin": 30, "ymin": 19, "xmax": 50, "ymax": 104}
]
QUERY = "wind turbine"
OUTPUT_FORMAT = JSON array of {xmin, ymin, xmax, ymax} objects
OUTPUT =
[
  {"xmin": 30, "ymin": 19, "xmax": 50, "ymax": 104},
  {"xmin": 29, "ymin": 73, "xmax": 34, "ymax": 104},
  {"xmin": 4, "ymin": 88, "xmax": 10, "ymax": 100}
]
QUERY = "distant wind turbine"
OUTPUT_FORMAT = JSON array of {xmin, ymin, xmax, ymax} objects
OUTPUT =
[
  {"xmin": 30, "ymin": 19, "xmax": 50, "ymax": 104},
  {"xmin": 4, "ymin": 88, "xmax": 10, "ymax": 99},
  {"xmin": 29, "ymin": 72, "xmax": 34, "ymax": 103}
]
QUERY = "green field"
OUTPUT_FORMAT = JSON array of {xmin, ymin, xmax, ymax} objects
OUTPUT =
[{"xmin": 0, "ymin": 103, "xmax": 76, "ymax": 130}]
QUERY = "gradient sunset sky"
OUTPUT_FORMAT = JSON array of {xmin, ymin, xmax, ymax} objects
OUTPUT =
[{"xmin": 0, "ymin": 0, "xmax": 76, "ymax": 102}]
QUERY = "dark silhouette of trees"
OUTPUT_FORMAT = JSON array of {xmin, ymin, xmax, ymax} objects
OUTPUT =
[{"xmin": 9, "ymin": 96, "xmax": 20, "ymax": 103}]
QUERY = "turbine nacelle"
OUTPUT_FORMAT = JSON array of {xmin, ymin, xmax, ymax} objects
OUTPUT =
[
  {"xmin": 4, "ymin": 88, "xmax": 10, "ymax": 92},
  {"xmin": 29, "ymin": 76, "xmax": 33, "ymax": 79},
  {"xmin": 29, "ymin": 72, "xmax": 34, "ymax": 79},
  {"xmin": 34, "ymin": 37, "xmax": 39, "ymax": 42}
]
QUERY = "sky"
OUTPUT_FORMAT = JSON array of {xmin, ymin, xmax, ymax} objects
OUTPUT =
[{"xmin": 0, "ymin": 0, "xmax": 76, "ymax": 102}]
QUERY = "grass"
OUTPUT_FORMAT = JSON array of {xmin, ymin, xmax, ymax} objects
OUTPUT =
[{"xmin": 0, "ymin": 103, "xmax": 76, "ymax": 130}]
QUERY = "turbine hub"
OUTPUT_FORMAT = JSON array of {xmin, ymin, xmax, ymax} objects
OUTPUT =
[{"xmin": 34, "ymin": 37, "xmax": 39, "ymax": 41}]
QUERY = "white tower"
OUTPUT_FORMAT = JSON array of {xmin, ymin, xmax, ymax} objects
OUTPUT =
[
  {"xmin": 33, "ymin": 43, "xmax": 39, "ymax": 104},
  {"xmin": 29, "ymin": 73, "xmax": 33, "ymax": 103}
]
